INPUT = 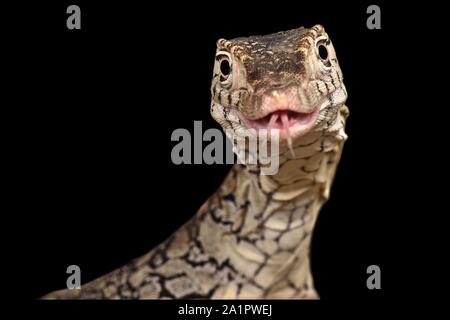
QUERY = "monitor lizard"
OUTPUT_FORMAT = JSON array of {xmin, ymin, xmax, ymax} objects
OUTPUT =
[{"xmin": 43, "ymin": 24, "xmax": 349, "ymax": 299}]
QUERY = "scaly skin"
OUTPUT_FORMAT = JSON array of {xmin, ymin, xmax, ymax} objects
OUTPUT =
[{"xmin": 43, "ymin": 24, "xmax": 348, "ymax": 299}]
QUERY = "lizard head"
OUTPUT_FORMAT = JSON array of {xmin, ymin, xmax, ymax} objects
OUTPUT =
[{"xmin": 211, "ymin": 25, "xmax": 348, "ymax": 154}]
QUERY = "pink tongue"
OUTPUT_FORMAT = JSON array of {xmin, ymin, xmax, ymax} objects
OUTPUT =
[{"xmin": 281, "ymin": 113, "xmax": 295, "ymax": 157}]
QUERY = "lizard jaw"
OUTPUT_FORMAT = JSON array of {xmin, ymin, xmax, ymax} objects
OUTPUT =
[
  {"xmin": 239, "ymin": 108, "xmax": 320, "ymax": 156},
  {"xmin": 240, "ymin": 108, "xmax": 320, "ymax": 139}
]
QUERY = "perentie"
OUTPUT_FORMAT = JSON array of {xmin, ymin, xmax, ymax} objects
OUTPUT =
[{"xmin": 43, "ymin": 24, "xmax": 349, "ymax": 299}]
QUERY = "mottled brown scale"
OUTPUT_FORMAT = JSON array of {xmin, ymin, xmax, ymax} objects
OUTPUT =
[{"xmin": 218, "ymin": 28, "xmax": 314, "ymax": 92}]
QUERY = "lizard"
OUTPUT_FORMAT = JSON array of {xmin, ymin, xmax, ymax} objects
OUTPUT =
[{"xmin": 43, "ymin": 24, "xmax": 348, "ymax": 299}]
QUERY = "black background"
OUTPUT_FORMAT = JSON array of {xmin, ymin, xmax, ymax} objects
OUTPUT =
[{"xmin": 5, "ymin": 0, "xmax": 431, "ymax": 315}]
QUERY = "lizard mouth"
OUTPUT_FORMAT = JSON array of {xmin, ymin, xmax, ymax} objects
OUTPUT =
[
  {"xmin": 241, "ymin": 108, "xmax": 319, "ymax": 137},
  {"xmin": 239, "ymin": 108, "xmax": 320, "ymax": 156}
]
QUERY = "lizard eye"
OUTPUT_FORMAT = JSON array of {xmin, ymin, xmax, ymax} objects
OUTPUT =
[
  {"xmin": 318, "ymin": 44, "xmax": 328, "ymax": 61},
  {"xmin": 316, "ymin": 41, "xmax": 331, "ymax": 67},
  {"xmin": 218, "ymin": 56, "xmax": 232, "ymax": 82}
]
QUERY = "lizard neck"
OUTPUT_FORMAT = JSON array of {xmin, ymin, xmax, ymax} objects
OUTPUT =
[{"xmin": 197, "ymin": 107, "xmax": 348, "ymax": 296}]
